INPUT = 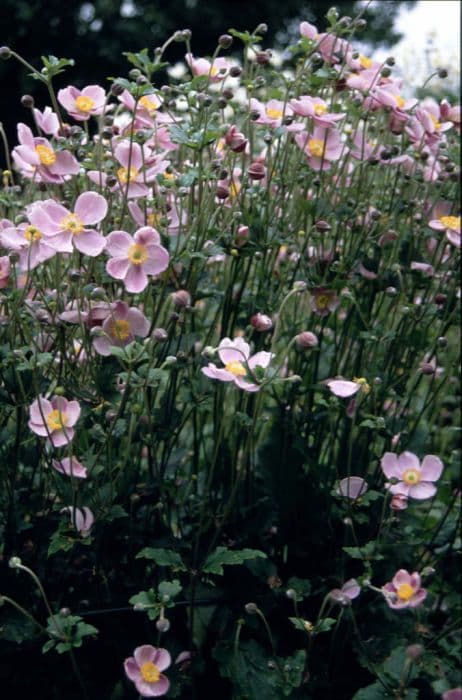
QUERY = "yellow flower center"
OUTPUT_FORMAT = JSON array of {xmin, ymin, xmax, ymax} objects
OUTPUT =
[
  {"xmin": 308, "ymin": 138, "xmax": 325, "ymax": 158},
  {"xmin": 225, "ymin": 361, "xmax": 247, "ymax": 377},
  {"xmin": 316, "ymin": 294, "xmax": 330, "ymax": 309},
  {"xmin": 35, "ymin": 145, "xmax": 56, "ymax": 166},
  {"xmin": 430, "ymin": 114, "xmax": 441, "ymax": 129},
  {"xmin": 439, "ymin": 215, "xmax": 460, "ymax": 231},
  {"xmin": 397, "ymin": 583, "xmax": 414, "ymax": 601},
  {"xmin": 395, "ymin": 95, "xmax": 406, "ymax": 109},
  {"xmin": 61, "ymin": 213, "xmax": 85, "ymax": 235},
  {"xmin": 127, "ymin": 242, "xmax": 148, "ymax": 265},
  {"xmin": 24, "ymin": 225, "xmax": 42, "ymax": 242},
  {"xmin": 209, "ymin": 65, "xmax": 219, "ymax": 77},
  {"xmin": 359, "ymin": 55, "xmax": 373, "ymax": 69},
  {"xmin": 314, "ymin": 103, "xmax": 328, "ymax": 116},
  {"xmin": 353, "ymin": 377, "xmax": 371, "ymax": 394},
  {"xmin": 46, "ymin": 409, "xmax": 67, "ymax": 432},
  {"xmin": 109, "ymin": 319, "xmax": 131, "ymax": 341},
  {"xmin": 229, "ymin": 181, "xmax": 241, "ymax": 199},
  {"xmin": 147, "ymin": 212, "xmax": 161, "ymax": 227},
  {"xmin": 139, "ymin": 95, "xmax": 159, "ymax": 112},
  {"xmin": 75, "ymin": 95, "xmax": 95, "ymax": 113},
  {"xmin": 117, "ymin": 166, "xmax": 139, "ymax": 184},
  {"xmin": 402, "ymin": 468, "xmax": 421, "ymax": 486},
  {"xmin": 140, "ymin": 661, "xmax": 160, "ymax": 684},
  {"xmin": 163, "ymin": 172, "xmax": 176, "ymax": 181},
  {"xmin": 266, "ymin": 107, "xmax": 283, "ymax": 120}
]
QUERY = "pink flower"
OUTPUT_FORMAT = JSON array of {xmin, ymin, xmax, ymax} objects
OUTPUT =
[
  {"xmin": 382, "ymin": 569, "xmax": 427, "ymax": 609},
  {"xmin": 295, "ymin": 128, "xmax": 343, "ymax": 170},
  {"xmin": 0, "ymin": 221, "xmax": 56, "ymax": 270},
  {"xmin": 124, "ymin": 645, "xmax": 171, "ymax": 697},
  {"xmin": 442, "ymin": 690, "xmax": 462, "ymax": 700},
  {"xmin": 128, "ymin": 196, "xmax": 184, "ymax": 236},
  {"xmin": 61, "ymin": 506, "xmax": 94, "ymax": 536},
  {"xmin": 185, "ymin": 53, "xmax": 229, "ymax": 81},
  {"xmin": 250, "ymin": 313, "xmax": 273, "ymax": 332},
  {"xmin": 338, "ymin": 476, "xmax": 368, "ymax": 499},
  {"xmin": 369, "ymin": 82, "xmax": 417, "ymax": 120},
  {"xmin": 381, "ymin": 451, "xmax": 443, "ymax": 500},
  {"xmin": 0, "ymin": 256, "xmax": 11, "ymax": 288},
  {"xmin": 93, "ymin": 301, "xmax": 150, "ymax": 356},
  {"xmin": 33, "ymin": 106, "xmax": 60, "ymax": 136},
  {"xmin": 202, "ymin": 337, "xmax": 274, "ymax": 392},
  {"xmin": 27, "ymin": 192, "xmax": 107, "ymax": 256},
  {"xmin": 290, "ymin": 95, "xmax": 345, "ymax": 128},
  {"xmin": 249, "ymin": 98, "xmax": 293, "ymax": 128},
  {"xmin": 390, "ymin": 493, "xmax": 408, "ymax": 511},
  {"xmin": 310, "ymin": 288, "xmax": 340, "ymax": 316},
  {"xmin": 429, "ymin": 201, "xmax": 460, "ymax": 248},
  {"xmin": 329, "ymin": 578, "xmax": 361, "ymax": 604},
  {"xmin": 12, "ymin": 123, "xmax": 79, "ymax": 183},
  {"xmin": 106, "ymin": 226, "xmax": 169, "ymax": 293},
  {"xmin": 58, "ymin": 85, "xmax": 106, "ymax": 121},
  {"xmin": 28, "ymin": 396, "xmax": 81, "ymax": 447},
  {"xmin": 327, "ymin": 377, "xmax": 370, "ymax": 398},
  {"xmin": 52, "ymin": 457, "xmax": 87, "ymax": 479}
]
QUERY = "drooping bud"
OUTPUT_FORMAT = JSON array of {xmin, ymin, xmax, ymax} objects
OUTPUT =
[{"xmin": 296, "ymin": 331, "xmax": 319, "ymax": 349}]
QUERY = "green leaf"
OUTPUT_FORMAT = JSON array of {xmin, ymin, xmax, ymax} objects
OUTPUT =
[
  {"xmin": 129, "ymin": 588, "xmax": 159, "ymax": 620},
  {"xmin": 137, "ymin": 547, "xmax": 185, "ymax": 569},
  {"xmin": 315, "ymin": 617, "xmax": 337, "ymax": 634},
  {"xmin": 352, "ymin": 682, "xmax": 390, "ymax": 699},
  {"xmin": 203, "ymin": 547, "xmax": 266, "ymax": 576},
  {"xmin": 158, "ymin": 579, "xmax": 182, "ymax": 602},
  {"xmin": 343, "ymin": 542, "xmax": 384, "ymax": 560}
]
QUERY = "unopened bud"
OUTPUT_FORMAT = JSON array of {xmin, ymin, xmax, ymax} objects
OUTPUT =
[
  {"xmin": 152, "ymin": 328, "xmax": 168, "ymax": 342},
  {"xmin": 406, "ymin": 644, "xmax": 424, "ymax": 661},
  {"xmin": 315, "ymin": 220, "xmax": 331, "ymax": 232},
  {"xmin": 171, "ymin": 289, "xmax": 191, "ymax": 308},
  {"xmin": 156, "ymin": 617, "xmax": 171, "ymax": 632},
  {"xmin": 0, "ymin": 46, "xmax": 11, "ymax": 59},
  {"xmin": 296, "ymin": 331, "xmax": 319, "ymax": 349},
  {"xmin": 245, "ymin": 602, "xmax": 258, "ymax": 614},
  {"xmin": 218, "ymin": 34, "xmax": 233, "ymax": 49},
  {"xmin": 9, "ymin": 556, "xmax": 22, "ymax": 568},
  {"xmin": 251, "ymin": 312, "xmax": 273, "ymax": 332},
  {"xmin": 247, "ymin": 162, "xmax": 266, "ymax": 180}
]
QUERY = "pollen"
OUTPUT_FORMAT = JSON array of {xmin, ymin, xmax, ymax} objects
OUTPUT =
[
  {"xmin": 402, "ymin": 468, "xmax": 421, "ymax": 486},
  {"xmin": 439, "ymin": 215, "xmax": 460, "ymax": 231},
  {"xmin": 314, "ymin": 103, "xmax": 328, "ymax": 116},
  {"xmin": 308, "ymin": 138, "xmax": 325, "ymax": 158},
  {"xmin": 353, "ymin": 377, "xmax": 371, "ymax": 394},
  {"xmin": 46, "ymin": 409, "xmax": 67, "ymax": 432},
  {"xmin": 225, "ymin": 361, "xmax": 247, "ymax": 377},
  {"xmin": 139, "ymin": 95, "xmax": 159, "ymax": 112},
  {"xmin": 430, "ymin": 114, "xmax": 441, "ymax": 129},
  {"xmin": 359, "ymin": 55, "xmax": 373, "ymax": 69},
  {"xmin": 140, "ymin": 661, "xmax": 161, "ymax": 684},
  {"xmin": 117, "ymin": 166, "xmax": 139, "ymax": 184},
  {"xmin": 24, "ymin": 225, "xmax": 42, "ymax": 242},
  {"xmin": 35, "ymin": 144, "xmax": 56, "ymax": 166},
  {"xmin": 75, "ymin": 95, "xmax": 95, "ymax": 113},
  {"xmin": 396, "ymin": 583, "xmax": 414, "ymax": 601},
  {"xmin": 61, "ymin": 213, "xmax": 85, "ymax": 235},
  {"xmin": 109, "ymin": 319, "xmax": 131, "ymax": 342},
  {"xmin": 266, "ymin": 107, "xmax": 283, "ymax": 120},
  {"xmin": 394, "ymin": 95, "xmax": 406, "ymax": 109},
  {"xmin": 127, "ymin": 243, "xmax": 149, "ymax": 265}
]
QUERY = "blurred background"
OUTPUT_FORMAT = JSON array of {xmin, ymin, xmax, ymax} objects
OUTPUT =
[{"xmin": 0, "ymin": 0, "xmax": 460, "ymax": 156}]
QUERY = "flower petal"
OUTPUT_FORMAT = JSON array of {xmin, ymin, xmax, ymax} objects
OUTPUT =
[
  {"xmin": 74, "ymin": 192, "xmax": 108, "ymax": 225},
  {"xmin": 420, "ymin": 455, "xmax": 443, "ymax": 482}
]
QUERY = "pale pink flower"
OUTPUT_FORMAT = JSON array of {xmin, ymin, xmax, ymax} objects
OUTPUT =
[
  {"xmin": 28, "ymin": 396, "xmax": 81, "ymax": 447},
  {"xmin": 290, "ymin": 95, "xmax": 345, "ymax": 128},
  {"xmin": 0, "ymin": 256, "xmax": 11, "ymax": 288},
  {"xmin": 33, "ymin": 106, "xmax": 60, "ymax": 136},
  {"xmin": 106, "ymin": 226, "xmax": 169, "ymax": 293},
  {"xmin": 0, "ymin": 221, "xmax": 56, "ymax": 270},
  {"xmin": 429, "ymin": 201, "xmax": 460, "ymax": 248},
  {"xmin": 310, "ymin": 288, "xmax": 340, "ymax": 316},
  {"xmin": 295, "ymin": 128, "xmax": 343, "ymax": 170},
  {"xmin": 442, "ymin": 690, "xmax": 462, "ymax": 700},
  {"xmin": 128, "ymin": 196, "xmax": 184, "ymax": 236},
  {"xmin": 202, "ymin": 337, "xmax": 274, "ymax": 392},
  {"xmin": 382, "ymin": 569, "xmax": 427, "ymax": 609},
  {"xmin": 327, "ymin": 377, "xmax": 370, "ymax": 398},
  {"xmin": 299, "ymin": 21, "xmax": 318, "ymax": 41},
  {"xmin": 12, "ymin": 123, "xmax": 79, "ymax": 183},
  {"xmin": 346, "ymin": 67, "xmax": 382, "ymax": 93},
  {"xmin": 390, "ymin": 493, "xmax": 408, "ymax": 511},
  {"xmin": 249, "ymin": 98, "xmax": 293, "ymax": 128},
  {"xmin": 338, "ymin": 477, "xmax": 368, "ymax": 499},
  {"xmin": 58, "ymin": 85, "xmax": 106, "ymax": 121},
  {"xmin": 61, "ymin": 506, "xmax": 95, "ymax": 536},
  {"xmin": 440, "ymin": 99, "xmax": 460, "ymax": 131},
  {"xmin": 52, "ymin": 457, "xmax": 88, "ymax": 479},
  {"xmin": 369, "ymin": 82, "xmax": 417, "ymax": 120},
  {"xmin": 329, "ymin": 578, "xmax": 361, "ymax": 604},
  {"xmin": 93, "ymin": 301, "xmax": 150, "ymax": 355},
  {"xmin": 27, "ymin": 192, "xmax": 107, "ymax": 256},
  {"xmin": 185, "ymin": 53, "xmax": 229, "ymax": 81},
  {"xmin": 117, "ymin": 89, "xmax": 172, "ymax": 128},
  {"xmin": 250, "ymin": 313, "xmax": 273, "ymax": 332},
  {"xmin": 124, "ymin": 645, "xmax": 171, "ymax": 697},
  {"xmin": 381, "ymin": 451, "xmax": 443, "ymax": 500}
]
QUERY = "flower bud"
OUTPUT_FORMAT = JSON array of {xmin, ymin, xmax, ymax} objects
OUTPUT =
[
  {"xmin": 437, "ymin": 68, "xmax": 448, "ymax": 79},
  {"xmin": 156, "ymin": 617, "xmax": 171, "ymax": 633},
  {"xmin": 247, "ymin": 162, "xmax": 266, "ymax": 180},
  {"xmin": 171, "ymin": 289, "xmax": 191, "ymax": 308},
  {"xmin": 0, "ymin": 46, "xmax": 11, "ymax": 59},
  {"xmin": 229, "ymin": 65, "xmax": 242, "ymax": 77},
  {"xmin": 256, "ymin": 50, "xmax": 271, "ymax": 66},
  {"xmin": 315, "ymin": 220, "xmax": 332, "ymax": 232},
  {"xmin": 390, "ymin": 493, "xmax": 408, "ymax": 511},
  {"xmin": 406, "ymin": 644, "xmax": 424, "ymax": 661},
  {"xmin": 293, "ymin": 281, "xmax": 307, "ymax": 292},
  {"xmin": 218, "ymin": 34, "xmax": 233, "ymax": 49},
  {"xmin": 251, "ymin": 312, "xmax": 273, "ymax": 332},
  {"xmin": 419, "ymin": 362, "xmax": 435, "ymax": 375},
  {"xmin": 245, "ymin": 602, "xmax": 258, "ymax": 614},
  {"xmin": 8, "ymin": 556, "xmax": 22, "ymax": 568},
  {"xmin": 255, "ymin": 23, "xmax": 268, "ymax": 34},
  {"xmin": 21, "ymin": 94, "xmax": 35, "ymax": 109},
  {"xmin": 296, "ymin": 331, "xmax": 319, "ymax": 349},
  {"xmin": 152, "ymin": 328, "xmax": 168, "ymax": 342}
]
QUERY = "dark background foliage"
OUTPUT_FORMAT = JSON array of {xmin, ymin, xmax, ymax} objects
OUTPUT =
[{"xmin": 0, "ymin": 0, "xmax": 415, "ymax": 152}]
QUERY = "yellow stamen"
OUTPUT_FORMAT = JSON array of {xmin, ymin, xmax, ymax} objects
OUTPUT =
[
  {"xmin": 359, "ymin": 55, "xmax": 373, "ymax": 69},
  {"xmin": 117, "ymin": 166, "xmax": 139, "ymax": 184},
  {"xmin": 140, "ymin": 661, "xmax": 160, "ymax": 684},
  {"xmin": 61, "ymin": 213, "xmax": 85, "ymax": 235},
  {"xmin": 209, "ymin": 65, "xmax": 219, "ymax": 77},
  {"xmin": 24, "ymin": 225, "xmax": 42, "ymax": 242},
  {"xmin": 139, "ymin": 95, "xmax": 159, "ymax": 112},
  {"xmin": 35, "ymin": 145, "xmax": 56, "ymax": 166},
  {"xmin": 308, "ymin": 138, "xmax": 325, "ymax": 158},
  {"xmin": 314, "ymin": 103, "xmax": 328, "ymax": 116},
  {"xmin": 396, "ymin": 583, "xmax": 414, "ymax": 601},
  {"xmin": 75, "ymin": 95, "xmax": 95, "ymax": 113},
  {"xmin": 163, "ymin": 172, "xmax": 175, "ymax": 181},
  {"xmin": 353, "ymin": 377, "xmax": 371, "ymax": 394},
  {"xmin": 147, "ymin": 212, "xmax": 161, "ymax": 227},
  {"xmin": 266, "ymin": 107, "xmax": 283, "ymax": 120},
  {"xmin": 46, "ymin": 409, "xmax": 67, "ymax": 432},
  {"xmin": 225, "ymin": 361, "xmax": 247, "ymax": 377},
  {"xmin": 429, "ymin": 114, "xmax": 441, "ymax": 129},
  {"xmin": 229, "ymin": 181, "xmax": 241, "ymax": 199},
  {"xmin": 439, "ymin": 215, "xmax": 460, "ymax": 231},
  {"xmin": 395, "ymin": 95, "xmax": 406, "ymax": 109},
  {"xmin": 402, "ymin": 468, "xmax": 421, "ymax": 486},
  {"xmin": 109, "ymin": 319, "xmax": 131, "ymax": 342},
  {"xmin": 127, "ymin": 243, "xmax": 148, "ymax": 265}
]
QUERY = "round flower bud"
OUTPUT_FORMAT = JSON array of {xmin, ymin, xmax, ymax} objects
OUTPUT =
[
  {"xmin": 406, "ymin": 644, "xmax": 424, "ymax": 661},
  {"xmin": 111, "ymin": 82, "xmax": 125, "ymax": 96},
  {"xmin": 437, "ymin": 68, "xmax": 448, "ymax": 79},
  {"xmin": 0, "ymin": 46, "xmax": 11, "ymax": 59},
  {"xmin": 293, "ymin": 280, "xmax": 307, "ymax": 292},
  {"xmin": 285, "ymin": 588, "xmax": 297, "ymax": 600},
  {"xmin": 256, "ymin": 51, "xmax": 271, "ymax": 66},
  {"xmin": 296, "ymin": 331, "xmax": 319, "ymax": 349},
  {"xmin": 21, "ymin": 94, "xmax": 35, "ymax": 109},
  {"xmin": 255, "ymin": 23, "xmax": 268, "ymax": 34},
  {"xmin": 247, "ymin": 162, "xmax": 266, "ymax": 180},
  {"xmin": 8, "ymin": 556, "xmax": 22, "ymax": 568},
  {"xmin": 153, "ymin": 328, "xmax": 168, "ymax": 342},
  {"xmin": 59, "ymin": 607, "xmax": 71, "ymax": 617},
  {"xmin": 171, "ymin": 289, "xmax": 191, "ymax": 308},
  {"xmin": 229, "ymin": 65, "xmax": 242, "ymax": 77},
  {"xmin": 315, "ymin": 220, "xmax": 331, "ymax": 232},
  {"xmin": 218, "ymin": 34, "xmax": 233, "ymax": 49},
  {"xmin": 419, "ymin": 362, "xmax": 435, "ymax": 375},
  {"xmin": 156, "ymin": 617, "xmax": 171, "ymax": 633},
  {"xmin": 251, "ymin": 312, "xmax": 273, "ymax": 332},
  {"xmin": 244, "ymin": 602, "xmax": 258, "ymax": 614}
]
